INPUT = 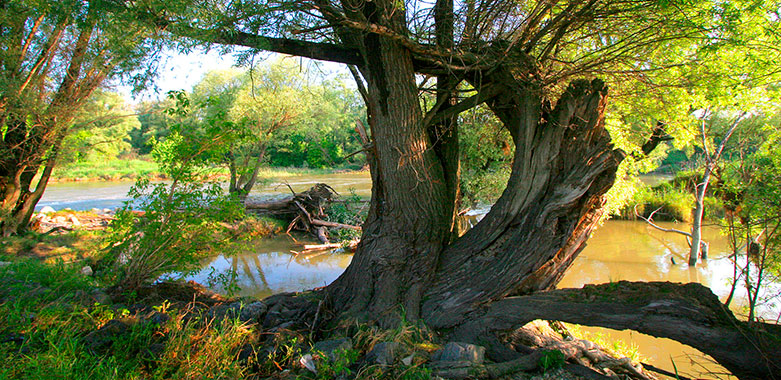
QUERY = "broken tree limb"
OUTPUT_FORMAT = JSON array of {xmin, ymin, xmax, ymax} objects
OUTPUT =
[
  {"xmin": 311, "ymin": 219, "xmax": 361, "ymax": 231},
  {"xmin": 635, "ymin": 206, "xmax": 692, "ymax": 238},
  {"xmin": 635, "ymin": 206, "xmax": 708, "ymax": 262},
  {"xmin": 293, "ymin": 239, "xmax": 360, "ymax": 255}
]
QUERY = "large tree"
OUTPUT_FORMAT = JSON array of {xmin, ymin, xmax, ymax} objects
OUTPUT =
[
  {"xmin": 134, "ymin": 0, "xmax": 780, "ymax": 377},
  {"xmin": 0, "ymin": 0, "xmax": 158, "ymax": 236}
]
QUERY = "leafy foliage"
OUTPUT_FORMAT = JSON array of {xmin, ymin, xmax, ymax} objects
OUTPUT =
[
  {"xmin": 721, "ymin": 122, "xmax": 781, "ymax": 321},
  {"xmin": 103, "ymin": 95, "xmax": 244, "ymax": 290}
]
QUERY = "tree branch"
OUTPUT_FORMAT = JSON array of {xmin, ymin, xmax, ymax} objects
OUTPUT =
[{"xmin": 424, "ymin": 84, "xmax": 502, "ymax": 127}]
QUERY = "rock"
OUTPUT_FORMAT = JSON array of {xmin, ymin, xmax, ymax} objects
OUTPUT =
[
  {"xmin": 84, "ymin": 319, "xmax": 131, "ymax": 352},
  {"xmin": 431, "ymin": 342, "xmax": 485, "ymax": 365},
  {"xmin": 206, "ymin": 302, "xmax": 238, "ymax": 321},
  {"xmin": 144, "ymin": 311, "xmax": 170, "ymax": 326},
  {"xmin": 40, "ymin": 206, "xmax": 56, "ymax": 214},
  {"xmin": 0, "ymin": 262, "xmax": 11, "ymax": 267},
  {"xmin": 239, "ymin": 301, "xmax": 268, "ymax": 323},
  {"xmin": 299, "ymin": 353, "xmax": 317, "ymax": 373},
  {"xmin": 103, "ymin": 208, "xmax": 114, "ymax": 215},
  {"xmin": 90, "ymin": 208, "xmax": 102, "ymax": 215},
  {"xmin": 144, "ymin": 343, "xmax": 166, "ymax": 359},
  {"xmin": 238, "ymin": 344, "xmax": 257, "ymax": 363},
  {"xmin": 53, "ymin": 216, "xmax": 67, "ymax": 224},
  {"xmin": 81, "ymin": 266, "xmax": 93, "ymax": 276},
  {"xmin": 312, "ymin": 338, "xmax": 353, "ymax": 362},
  {"xmin": 68, "ymin": 214, "xmax": 81, "ymax": 226},
  {"xmin": 268, "ymin": 321, "xmax": 297, "ymax": 332},
  {"xmin": 91, "ymin": 289, "xmax": 112, "ymax": 304},
  {"xmin": 366, "ymin": 342, "xmax": 400, "ymax": 365},
  {"xmin": 402, "ymin": 354, "xmax": 414, "ymax": 366}
]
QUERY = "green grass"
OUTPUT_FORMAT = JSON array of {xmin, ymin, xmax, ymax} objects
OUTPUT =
[
  {"xmin": 628, "ymin": 184, "xmax": 694, "ymax": 222},
  {"xmin": 563, "ymin": 323, "xmax": 643, "ymax": 364},
  {"xmin": 0, "ymin": 255, "xmax": 256, "ymax": 380},
  {"xmin": 51, "ymin": 159, "xmax": 160, "ymax": 181},
  {"xmin": 50, "ymin": 158, "xmax": 361, "ymax": 183}
]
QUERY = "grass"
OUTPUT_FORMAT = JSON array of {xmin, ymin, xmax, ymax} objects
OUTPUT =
[
  {"xmin": 562, "ymin": 323, "xmax": 643, "ymax": 364},
  {"xmin": 0, "ymin": 252, "xmax": 437, "ymax": 380},
  {"xmin": 0, "ymin": 254, "xmax": 258, "ymax": 380},
  {"xmin": 1, "ymin": 228, "xmax": 104, "ymax": 264},
  {"xmin": 51, "ymin": 158, "xmax": 161, "ymax": 182},
  {"xmin": 49, "ymin": 157, "xmax": 362, "ymax": 183}
]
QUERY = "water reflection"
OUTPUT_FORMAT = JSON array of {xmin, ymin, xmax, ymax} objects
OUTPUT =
[{"xmin": 189, "ymin": 236, "xmax": 352, "ymax": 299}]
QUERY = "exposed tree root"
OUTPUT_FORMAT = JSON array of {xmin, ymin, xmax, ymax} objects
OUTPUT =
[{"xmin": 453, "ymin": 281, "xmax": 781, "ymax": 380}]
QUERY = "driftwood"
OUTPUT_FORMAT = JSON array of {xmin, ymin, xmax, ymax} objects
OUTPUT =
[
  {"xmin": 291, "ymin": 239, "xmax": 360, "ymax": 256},
  {"xmin": 244, "ymin": 183, "xmax": 362, "ymax": 244}
]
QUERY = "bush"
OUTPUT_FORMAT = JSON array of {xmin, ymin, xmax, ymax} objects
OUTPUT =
[
  {"xmin": 103, "ymin": 107, "xmax": 245, "ymax": 290},
  {"xmin": 103, "ymin": 178, "xmax": 243, "ymax": 291}
]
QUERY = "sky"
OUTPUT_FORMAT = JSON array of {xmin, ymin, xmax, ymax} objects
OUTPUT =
[{"xmin": 113, "ymin": 48, "xmax": 350, "ymax": 104}]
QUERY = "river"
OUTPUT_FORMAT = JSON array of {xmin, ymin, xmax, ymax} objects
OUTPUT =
[{"xmin": 39, "ymin": 172, "xmax": 776, "ymax": 379}]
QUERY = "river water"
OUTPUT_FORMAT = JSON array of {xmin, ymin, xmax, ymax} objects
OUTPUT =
[{"xmin": 39, "ymin": 172, "xmax": 777, "ymax": 379}]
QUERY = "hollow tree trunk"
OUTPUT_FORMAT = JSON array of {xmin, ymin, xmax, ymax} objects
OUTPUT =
[{"xmin": 421, "ymin": 77, "xmax": 623, "ymax": 328}]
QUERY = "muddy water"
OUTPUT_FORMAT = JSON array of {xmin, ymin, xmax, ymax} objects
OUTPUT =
[{"xmin": 40, "ymin": 173, "xmax": 773, "ymax": 379}]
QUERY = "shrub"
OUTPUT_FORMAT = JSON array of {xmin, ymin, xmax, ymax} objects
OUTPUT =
[{"xmin": 103, "ymin": 178, "xmax": 243, "ymax": 291}]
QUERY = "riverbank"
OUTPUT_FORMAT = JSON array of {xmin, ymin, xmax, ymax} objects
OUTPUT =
[
  {"xmin": 0, "ymin": 237, "xmax": 663, "ymax": 380},
  {"xmin": 48, "ymin": 158, "xmax": 365, "ymax": 183}
]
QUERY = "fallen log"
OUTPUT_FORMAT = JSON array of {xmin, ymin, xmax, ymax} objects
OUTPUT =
[
  {"xmin": 243, "ymin": 183, "xmax": 361, "ymax": 243},
  {"xmin": 292, "ymin": 239, "xmax": 360, "ymax": 256}
]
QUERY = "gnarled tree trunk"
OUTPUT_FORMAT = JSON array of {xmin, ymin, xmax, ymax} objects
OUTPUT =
[
  {"xmin": 328, "ymin": 62, "xmax": 622, "ymax": 330},
  {"xmin": 326, "ymin": 30, "xmax": 453, "ymax": 325}
]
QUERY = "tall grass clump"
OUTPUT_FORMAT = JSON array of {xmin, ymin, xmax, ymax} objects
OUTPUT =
[{"xmin": 628, "ymin": 183, "xmax": 693, "ymax": 222}]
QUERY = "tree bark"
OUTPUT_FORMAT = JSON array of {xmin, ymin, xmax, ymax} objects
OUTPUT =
[
  {"xmin": 326, "ymin": 20, "xmax": 452, "ymax": 325},
  {"xmin": 453, "ymin": 281, "xmax": 781, "ymax": 380},
  {"xmin": 421, "ymin": 76, "xmax": 623, "ymax": 328}
]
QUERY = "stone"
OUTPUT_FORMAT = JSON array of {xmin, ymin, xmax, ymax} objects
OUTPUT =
[
  {"xmin": 81, "ymin": 266, "xmax": 93, "ymax": 276},
  {"xmin": 206, "ymin": 304, "xmax": 233, "ymax": 321},
  {"xmin": 84, "ymin": 319, "xmax": 130, "ymax": 352},
  {"xmin": 312, "ymin": 338, "xmax": 353, "ymax": 362},
  {"xmin": 144, "ymin": 343, "xmax": 165, "ymax": 359},
  {"xmin": 238, "ymin": 344, "xmax": 257, "ymax": 363},
  {"xmin": 40, "ymin": 206, "xmax": 56, "ymax": 214},
  {"xmin": 299, "ymin": 353, "xmax": 317, "ymax": 373},
  {"xmin": 366, "ymin": 341, "xmax": 400, "ymax": 365},
  {"xmin": 90, "ymin": 208, "xmax": 102, "ymax": 215},
  {"xmin": 53, "ymin": 216, "xmax": 67, "ymax": 224},
  {"xmin": 402, "ymin": 354, "xmax": 414, "ymax": 366},
  {"xmin": 68, "ymin": 215, "xmax": 81, "ymax": 226},
  {"xmin": 239, "ymin": 301, "xmax": 268, "ymax": 323},
  {"xmin": 91, "ymin": 289, "xmax": 112, "ymax": 304},
  {"xmin": 431, "ymin": 342, "xmax": 485, "ymax": 365},
  {"xmin": 0, "ymin": 262, "xmax": 11, "ymax": 267},
  {"xmin": 145, "ymin": 311, "xmax": 170, "ymax": 326}
]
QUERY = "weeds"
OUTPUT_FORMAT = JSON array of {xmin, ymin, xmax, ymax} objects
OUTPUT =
[{"xmin": 538, "ymin": 349, "xmax": 565, "ymax": 372}]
